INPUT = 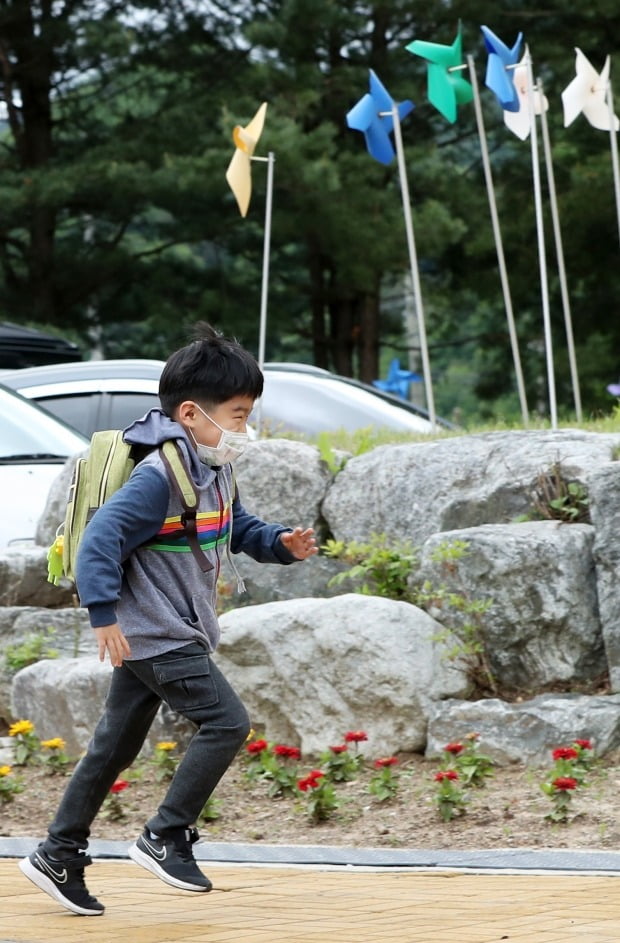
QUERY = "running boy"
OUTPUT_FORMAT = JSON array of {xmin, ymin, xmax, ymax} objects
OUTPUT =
[{"xmin": 19, "ymin": 323, "xmax": 317, "ymax": 915}]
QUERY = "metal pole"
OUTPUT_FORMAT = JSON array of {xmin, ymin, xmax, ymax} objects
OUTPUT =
[
  {"xmin": 467, "ymin": 54, "xmax": 529, "ymax": 426},
  {"xmin": 391, "ymin": 102, "xmax": 437, "ymax": 431},
  {"xmin": 538, "ymin": 75, "xmax": 582, "ymax": 421},
  {"xmin": 525, "ymin": 48, "xmax": 557, "ymax": 429},
  {"xmin": 250, "ymin": 151, "xmax": 275, "ymax": 436},
  {"xmin": 607, "ymin": 81, "xmax": 620, "ymax": 249}
]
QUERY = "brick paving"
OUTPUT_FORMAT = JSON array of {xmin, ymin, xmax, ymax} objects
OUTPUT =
[{"xmin": 2, "ymin": 857, "xmax": 619, "ymax": 943}]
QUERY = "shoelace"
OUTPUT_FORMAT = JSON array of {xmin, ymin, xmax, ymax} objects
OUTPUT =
[{"xmin": 175, "ymin": 828, "xmax": 200, "ymax": 862}]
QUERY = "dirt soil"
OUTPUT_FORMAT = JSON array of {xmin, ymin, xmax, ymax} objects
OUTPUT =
[{"xmin": 3, "ymin": 749, "xmax": 620, "ymax": 852}]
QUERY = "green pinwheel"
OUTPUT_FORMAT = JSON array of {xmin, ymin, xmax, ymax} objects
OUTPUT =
[{"xmin": 405, "ymin": 26, "xmax": 473, "ymax": 123}]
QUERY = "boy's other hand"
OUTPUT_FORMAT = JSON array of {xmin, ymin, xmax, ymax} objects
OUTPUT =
[
  {"xmin": 280, "ymin": 527, "xmax": 318, "ymax": 560},
  {"xmin": 95, "ymin": 623, "xmax": 132, "ymax": 667}
]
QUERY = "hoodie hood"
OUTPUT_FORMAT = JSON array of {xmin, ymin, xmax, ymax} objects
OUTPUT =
[{"xmin": 123, "ymin": 407, "xmax": 205, "ymax": 480}]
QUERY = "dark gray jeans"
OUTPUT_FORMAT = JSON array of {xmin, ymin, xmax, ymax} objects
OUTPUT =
[{"xmin": 43, "ymin": 642, "xmax": 250, "ymax": 859}]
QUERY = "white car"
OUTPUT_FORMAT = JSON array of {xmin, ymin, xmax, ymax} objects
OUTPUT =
[
  {"xmin": 1, "ymin": 359, "xmax": 443, "ymax": 438},
  {"xmin": 0, "ymin": 384, "xmax": 87, "ymax": 548}
]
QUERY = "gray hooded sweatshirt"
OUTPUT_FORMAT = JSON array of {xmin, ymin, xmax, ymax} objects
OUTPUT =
[{"xmin": 75, "ymin": 408, "xmax": 295, "ymax": 660}]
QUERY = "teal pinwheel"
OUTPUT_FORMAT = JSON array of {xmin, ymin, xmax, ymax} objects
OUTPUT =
[
  {"xmin": 346, "ymin": 69, "xmax": 414, "ymax": 165},
  {"xmin": 480, "ymin": 25, "xmax": 523, "ymax": 112},
  {"xmin": 405, "ymin": 26, "xmax": 473, "ymax": 123}
]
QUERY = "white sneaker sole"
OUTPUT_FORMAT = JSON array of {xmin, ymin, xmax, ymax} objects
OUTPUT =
[
  {"xmin": 18, "ymin": 856, "xmax": 104, "ymax": 916},
  {"xmin": 128, "ymin": 843, "xmax": 211, "ymax": 892}
]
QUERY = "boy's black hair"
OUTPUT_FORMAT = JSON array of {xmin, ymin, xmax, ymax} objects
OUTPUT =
[{"xmin": 159, "ymin": 322, "xmax": 263, "ymax": 415}]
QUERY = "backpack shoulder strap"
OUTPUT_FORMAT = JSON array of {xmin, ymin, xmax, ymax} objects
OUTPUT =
[{"xmin": 160, "ymin": 440, "xmax": 213, "ymax": 573}]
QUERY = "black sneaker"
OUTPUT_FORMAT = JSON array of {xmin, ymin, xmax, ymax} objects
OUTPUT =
[
  {"xmin": 18, "ymin": 846, "xmax": 104, "ymax": 916},
  {"xmin": 128, "ymin": 827, "xmax": 212, "ymax": 892}
]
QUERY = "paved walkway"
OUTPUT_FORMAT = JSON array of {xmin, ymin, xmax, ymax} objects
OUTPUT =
[{"xmin": 1, "ymin": 842, "xmax": 619, "ymax": 943}]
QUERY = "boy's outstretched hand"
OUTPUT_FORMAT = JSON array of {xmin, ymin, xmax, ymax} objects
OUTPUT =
[{"xmin": 280, "ymin": 526, "xmax": 318, "ymax": 560}]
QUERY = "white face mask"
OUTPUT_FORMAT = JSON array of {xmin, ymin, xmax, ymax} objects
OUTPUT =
[{"xmin": 189, "ymin": 403, "xmax": 249, "ymax": 465}]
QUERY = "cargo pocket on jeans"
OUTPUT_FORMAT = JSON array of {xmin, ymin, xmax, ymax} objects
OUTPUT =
[{"xmin": 152, "ymin": 654, "xmax": 219, "ymax": 712}]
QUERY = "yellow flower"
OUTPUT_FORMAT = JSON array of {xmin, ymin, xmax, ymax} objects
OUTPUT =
[
  {"xmin": 0, "ymin": 765, "xmax": 12, "ymax": 777},
  {"xmin": 41, "ymin": 738, "xmax": 66, "ymax": 751},
  {"xmin": 155, "ymin": 741, "xmax": 177, "ymax": 752},
  {"xmin": 9, "ymin": 720, "xmax": 34, "ymax": 737}
]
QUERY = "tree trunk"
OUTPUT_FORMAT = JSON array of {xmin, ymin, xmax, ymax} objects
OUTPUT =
[
  {"xmin": 357, "ymin": 289, "xmax": 380, "ymax": 384},
  {"xmin": 1, "ymin": 0, "xmax": 57, "ymax": 321}
]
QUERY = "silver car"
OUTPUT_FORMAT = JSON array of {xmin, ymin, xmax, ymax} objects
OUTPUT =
[{"xmin": 1, "ymin": 359, "xmax": 441, "ymax": 439}]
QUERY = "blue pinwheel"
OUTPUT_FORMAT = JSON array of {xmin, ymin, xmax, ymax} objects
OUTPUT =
[
  {"xmin": 346, "ymin": 70, "xmax": 414, "ymax": 165},
  {"xmin": 480, "ymin": 25, "xmax": 523, "ymax": 112},
  {"xmin": 373, "ymin": 359, "xmax": 421, "ymax": 399},
  {"xmin": 405, "ymin": 26, "xmax": 473, "ymax": 123}
]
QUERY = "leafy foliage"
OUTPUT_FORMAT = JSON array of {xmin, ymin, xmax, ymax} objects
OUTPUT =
[{"xmin": 2, "ymin": 2, "xmax": 620, "ymax": 421}]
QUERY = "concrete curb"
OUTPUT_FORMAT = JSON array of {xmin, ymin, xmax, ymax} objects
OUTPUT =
[{"xmin": 2, "ymin": 836, "xmax": 620, "ymax": 873}]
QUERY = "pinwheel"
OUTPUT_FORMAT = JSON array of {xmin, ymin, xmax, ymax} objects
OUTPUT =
[
  {"xmin": 373, "ymin": 358, "xmax": 421, "ymax": 399},
  {"xmin": 346, "ymin": 71, "xmax": 436, "ymax": 428},
  {"xmin": 561, "ymin": 48, "xmax": 620, "ymax": 249},
  {"xmin": 561, "ymin": 48, "xmax": 618, "ymax": 131},
  {"xmin": 405, "ymin": 26, "xmax": 473, "ymax": 123},
  {"xmin": 225, "ymin": 102, "xmax": 274, "ymax": 425},
  {"xmin": 503, "ymin": 54, "xmax": 548, "ymax": 141},
  {"xmin": 225, "ymin": 101, "xmax": 268, "ymax": 218},
  {"xmin": 345, "ymin": 70, "xmax": 414, "ymax": 164},
  {"xmin": 480, "ymin": 25, "xmax": 523, "ymax": 112}
]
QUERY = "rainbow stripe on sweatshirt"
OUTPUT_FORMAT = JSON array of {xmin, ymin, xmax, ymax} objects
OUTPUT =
[{"xmin": 144, "ymin": 504, "xmax": 231, "ymax": 554}]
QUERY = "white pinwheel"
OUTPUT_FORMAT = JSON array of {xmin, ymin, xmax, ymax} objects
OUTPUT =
[
  {"xmin": 561, "ymin": 48, "xmax": 619, "ymax": 131},
  {"xmin": 503, "ymin": 54, "xmax": 548, "ymax": 141}
]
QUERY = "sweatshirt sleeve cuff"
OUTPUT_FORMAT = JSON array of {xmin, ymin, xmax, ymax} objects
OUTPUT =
[
  {"xmin": 88, "ymin": 603, "xmax": 117, "ymax": 629},
  {"xmin": 273, "ymin": 528, "xmax": 296, "ymax": 564}
]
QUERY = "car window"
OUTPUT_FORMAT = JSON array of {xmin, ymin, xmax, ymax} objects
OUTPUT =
[
  {"xmin": 106, "ymin": 393, "xmax": 160, "ymax": 432},
  {"xmin": 35, "ymin": 393, "xmax": 100, "ymax": 438},
  {"xmin": 30, "ymin": 391, "xmax": 160, "ymax": 437},
  {"xmin": 259, "ymin": 373, "xmax": 432, "ymax": 434}
]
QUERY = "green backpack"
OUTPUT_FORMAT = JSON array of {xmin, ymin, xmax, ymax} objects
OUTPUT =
[{"xmin": 47, "ymin": 429, "xmax": 211, "ymax": 585}]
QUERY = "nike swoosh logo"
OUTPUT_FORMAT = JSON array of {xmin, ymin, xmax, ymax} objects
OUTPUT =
[
  {"xmin": 36, "ymin": 853, "xmax": 68, "ymax": 884},
  {"xmin": 141, "ymin": 837, "xmax": 167, "ymax": 861}
]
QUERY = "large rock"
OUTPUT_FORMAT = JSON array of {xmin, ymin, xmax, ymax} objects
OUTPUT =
[
  {"xmin": 0, "ymin": 547, "xmax": 74, "ymax": 608},
  {"xmin": 588, "ymin": 462, "xmax": 620, "ymax": 692},
  {"xmin": 219, "ymin": 553, "xmax": 346, "ymax": 608},
  {"xmin": 426, "ymin": 694, "xmax": 620, "ymax": 766},
  {"xmin": 233, "ymin": 438, "xmax": 332, "ymax": 534},
  {"xmin": 321, "ymin": 429, "xmax": 620, "ymax": 546},
  {"xmin": 417, "ymin": 521, "xmax": 606, "ymax": 691},
  {"xmin": 214, "ymin": 594, "xmax": 470, "ymax": 756}
]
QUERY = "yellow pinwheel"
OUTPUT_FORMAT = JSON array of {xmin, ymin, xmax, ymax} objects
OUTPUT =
[{"xmin": 225, "ymin": 102, "xmax": 268, "ymax": 217}]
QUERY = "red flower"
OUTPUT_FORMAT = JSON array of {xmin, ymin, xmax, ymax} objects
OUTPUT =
[
  {"xmin": 434, "ymin": 770, "xmax": 459, "ymax": 782},
  {"xmin": 552, "ymin": 747, "xmax": 579, "ymax": 761},
  {"xmin": 552, "ymin": 777, "xmax": 578, "ymax": 791},
  {"xmin": 329, "ymin": 745, "xmax": 348, "ymax": 754},
  {"xmin": 297, "ymin": 771, "xmax": 325, "ymax": 792},
  {"xmin": 274, "ymin": 745, "xmax": 301, "ymax": 760},
  {"xmin": 344, "ymin": 731, "xmax": 368, "ymax": 743},
  {"xmin": 443, "ymin": 742, "xmax": 464, "ymax": 755},
  {"xmin": 373, "ymin": 757, "xmax": 398, "ymax": 769},
  {"xmin": 573, "ymin": 739, "xmax": 592, "ymax": 750},
  {"xmin": 110, "ymin": 779, "xmax": 130, "ymax": 794},
  {"xmin": 246, "ymin": 739, "xmax": 269, "ymax": 755}
]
